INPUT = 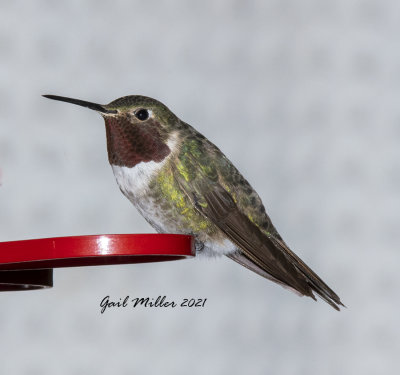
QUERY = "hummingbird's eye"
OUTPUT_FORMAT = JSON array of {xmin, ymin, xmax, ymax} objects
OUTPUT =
[{"xmin": 134, "ymin": 109, "xmax": 150, "ymax": 121}]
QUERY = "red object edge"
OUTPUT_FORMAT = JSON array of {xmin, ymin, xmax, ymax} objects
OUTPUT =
[{"xmin": 0, "ymin": 234, "xmax": 195, "ymax": 291}]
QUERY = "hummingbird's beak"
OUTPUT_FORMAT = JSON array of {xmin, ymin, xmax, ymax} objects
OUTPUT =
[{"xmin": 42, "ymin": 95, "xmax": 117, "ymax": 114}]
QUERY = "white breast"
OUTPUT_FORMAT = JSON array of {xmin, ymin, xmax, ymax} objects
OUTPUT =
[
  {"xmin": 111, "ymin": 132, "xmax": 179, "ymax": 199},
  {"xmin": 111, "ymin": 160, "xmax": 166, "ymax": 198}
]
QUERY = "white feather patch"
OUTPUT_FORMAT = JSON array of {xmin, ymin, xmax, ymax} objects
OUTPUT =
[
  {"xmin": 111, "ymin": 132, "xmax": 179, "ymax": 198},
  {"xmin": 201, "ymin": 238, "xmax": 237, "ymax": 257},
  {"xmin": 112, "ymin": 160, "xmax": 166, "ymax": 197}
]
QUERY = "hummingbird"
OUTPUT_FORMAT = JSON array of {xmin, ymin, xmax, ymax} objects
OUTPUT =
[{"xmin": 43, "ymin": 94, "xmax": 344, "ymax": 310}]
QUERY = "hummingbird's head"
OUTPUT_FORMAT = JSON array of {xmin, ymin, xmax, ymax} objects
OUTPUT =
[{"xmin": 43, "ymin": 94, "xmax": 182, "ymax": 168}]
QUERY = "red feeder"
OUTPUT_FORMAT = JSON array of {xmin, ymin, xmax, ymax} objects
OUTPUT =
[{"xmin": 0, "ymin": 234, "xmax": 195, "ymax": 291}]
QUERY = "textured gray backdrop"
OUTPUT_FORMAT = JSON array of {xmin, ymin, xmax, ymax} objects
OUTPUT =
[{"xmin": 0, "ymin": 1, "xmax": 399, "ymax": 374}]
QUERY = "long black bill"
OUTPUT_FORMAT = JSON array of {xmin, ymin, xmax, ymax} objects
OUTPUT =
[{"xmin": 42, "ymin": 95, "xmax": 117, "ymax": 114}]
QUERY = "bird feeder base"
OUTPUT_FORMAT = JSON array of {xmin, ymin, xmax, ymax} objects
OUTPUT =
[{"xmin": 0, "ymin": 234, "xmax": 195, "ymax": 291}]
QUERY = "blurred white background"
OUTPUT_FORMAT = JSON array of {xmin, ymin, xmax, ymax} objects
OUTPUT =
[{"xmin": 0, "ymin": 0, "xmax": 399, "ymax": 374}]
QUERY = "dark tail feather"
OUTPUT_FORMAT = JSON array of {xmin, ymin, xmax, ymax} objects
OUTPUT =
[
  {"xmin": 227, "ymin": 243, "xmax": 344, "ymax": 311},
  {"xmin": 270, "ymin": 237, "xmax": 345, "ymax": 311},
  {"xmin": 227, "ymin": 251, "xmax": 305, "ymax": 296}
]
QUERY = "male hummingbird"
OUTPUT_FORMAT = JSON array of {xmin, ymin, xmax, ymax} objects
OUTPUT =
[{"xmin": 43, "ymin": 94, "xmax": 343, "ymax": 310}]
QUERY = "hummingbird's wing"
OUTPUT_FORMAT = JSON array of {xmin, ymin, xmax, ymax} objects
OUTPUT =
[{"xmin": 172, "ymin": 134, "xmax": 343, "ymax": 310}]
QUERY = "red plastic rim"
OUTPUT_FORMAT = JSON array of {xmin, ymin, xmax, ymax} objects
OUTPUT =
[{"xmin": 0, "ymin": 234, "xmax": 195, "ymax": 291}]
